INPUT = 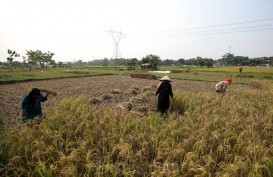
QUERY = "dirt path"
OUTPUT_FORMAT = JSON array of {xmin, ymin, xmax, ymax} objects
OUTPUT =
[{"xmin": 0, "ymin": 75, "xmax": 219, "ymax": 125}]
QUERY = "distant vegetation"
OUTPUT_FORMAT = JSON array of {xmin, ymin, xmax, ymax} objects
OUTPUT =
[
  {"xmin": 1, "ymin": 66, "xmax": 273, "ymax": 84},
  {"xmin": 1, "ymin": 52, "xmax": 273, "ymax": 70}
]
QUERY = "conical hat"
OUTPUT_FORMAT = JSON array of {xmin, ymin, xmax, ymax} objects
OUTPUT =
[{"xmin": 159, "ymin": 75, "xmax": 172, "ymax": 82}]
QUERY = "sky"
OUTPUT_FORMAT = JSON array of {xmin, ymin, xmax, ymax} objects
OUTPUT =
[{"xmin": 0, "ymin": 0, "xmax": 273, "ymax": 62}]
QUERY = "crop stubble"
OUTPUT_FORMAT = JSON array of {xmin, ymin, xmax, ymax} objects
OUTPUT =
[{"xmin": 0, "ymin": 75, "xmax": 251, "ymax": 125}]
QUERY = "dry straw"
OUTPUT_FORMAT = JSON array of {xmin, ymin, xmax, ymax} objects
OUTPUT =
[{"xmin": 1, "ymin": 80, "xmax": 273, "ymax": 176}]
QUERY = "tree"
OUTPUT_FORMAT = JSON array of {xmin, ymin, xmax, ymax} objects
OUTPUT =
[
  {"xmin": 49, "ymin": 60, "xmax": 57, "ymax": 67},
  {"xmin": 196, "ymin": 56, "xmax": 205, "ymax": 67},
  {"xmin": 26, "ymin": 50, "xmax": 55, "ymax": 70},
  {"xmin": 161, "ymin": 59, "xmax": 176, "ymax": 66},
  {"xmin": 141, "ymin": 54, "xmax": 161, "ymax": 70},
  {"xmin": 74, "ymin": 60, "xmax": 83, "ymax": 66},
  {"xmin": 102, "ymin": 58, "xmax": 109, "ymax": 66},
  {"xmin": 205, "ymin": 59, "xmax": 214, "ymax": 68},
  {"xmin": 7, "ymin": 49, "xmax": 20, "ymax": 69},
  {"xmin": 125, "ymin": 58, "xmax": 138, "ymax": 70},
  {"xmin": 176, "ymin": 58, "xmax": 185, "ymax": 66},
  {"xmin": 220, "ymin": 53, "xmax": 234, "ymax": 66},
  {"xmin": 57, "ymin": 61, "xmax": 63, "ymax": 67}
]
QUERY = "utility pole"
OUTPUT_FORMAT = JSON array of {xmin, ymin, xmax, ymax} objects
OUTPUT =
[{"xmin": 105, "ymin": 28, "xmax": 126, "ymax": 59}]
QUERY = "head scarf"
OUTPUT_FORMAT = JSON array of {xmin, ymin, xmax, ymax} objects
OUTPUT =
[
  {"xmin": 226, "ymin": 77, "xmax": 232, "ymax": 84},
  {"xmin": 28, "ymin": 88, "xmax": 41, "ymax": 104}
]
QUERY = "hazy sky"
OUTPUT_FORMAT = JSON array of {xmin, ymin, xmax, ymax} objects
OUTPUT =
[{"xmin": 0, "ymin": 0, "xmax": 272, "ymax": 62}]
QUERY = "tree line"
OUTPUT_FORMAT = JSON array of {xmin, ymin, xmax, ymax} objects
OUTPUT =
[
  {"xmin": 68, "ymin": 54, "xmax": 273, "ymax": 69},
  {"xmin": 1, "ymin": 49, "xmax": 273, "ymax": 70}
]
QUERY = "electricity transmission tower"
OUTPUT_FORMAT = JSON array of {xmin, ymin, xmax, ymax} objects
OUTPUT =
[
  {"xmin": 229, "ymin": 45, "xmax": 231, "ymax": 54},
  {"xmin": 105, "ymin": 29, "xmax": 126, "ymax": 59}
]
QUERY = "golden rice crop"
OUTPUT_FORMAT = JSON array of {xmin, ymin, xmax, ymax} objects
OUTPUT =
[{"xmin": 1, "ymin": 79, "xmax": 273, "ymax": 176}]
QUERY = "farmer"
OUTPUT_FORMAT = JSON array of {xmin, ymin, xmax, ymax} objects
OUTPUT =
[
  {"xmin": 21, "ymin": 88, "xmax": 49, "ymax": 122},
  {"xmin": 215, "ymin": 77, "xmax": 233, "ymax": 94},
  {"xmin": 156, "ymin": 75, "xmax": 174, "ymax": 116},
  {"xmin": 239, "ymin": 67, "xmax": 243, "ymax": 74}
]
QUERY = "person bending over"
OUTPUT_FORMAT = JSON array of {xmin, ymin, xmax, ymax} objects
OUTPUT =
[
  {"xmin": 21, "ymin": 88, "xmax": 48, "ymax": 122},
  {"xmin": 215, "ymin": 77, "xmax": 232, "ymax": 94}
]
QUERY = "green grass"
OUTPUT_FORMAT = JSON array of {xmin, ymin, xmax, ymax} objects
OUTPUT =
[
  {"xmin": 0, "ymin": 67, "xmax": 131, "ymax": 84},
  {"xmin": 160, "ymin": 66, "xmax": 273, "ymax": 74},
  {"xmin": 1, "ymin": 66, "xmax": 272, "ymax": 85},
  {"xmin": 157, "ymin": 66, "xmax": 273, "ymax": 83}
]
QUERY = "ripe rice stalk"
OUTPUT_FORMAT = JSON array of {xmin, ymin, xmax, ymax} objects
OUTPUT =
[
  {"xmin": 162, "ymin": 161, "xmax": 179, "ymax": 175},
  {"xmin": 84, "ymin": 161, "xmax": 96, "ymax": 175},
  {"xmin": 193, "ymin": 140, "xmax": 207, "ymax": 156},
  {"xmin": 264, "ymin": 158, "xmax": 273, "ymax": 177},
  {"xmin": 59, "ymin": 164, "xmax": 78, "ymax": 177},
  {"xmin": 249, "ymin": 162, "xmax": 267, "ymax": 177},
  {"xmin": 203, "ymin": 155, "xmax": 217, "ymax": 174},
  {"xmin": 2, "ymin": 83, "xmax": 273, "ymax": 176},
  {"xmin": 216, "ymin": 144, "xmax": 226, "ymax": 162},
  {"xmin": 35, "ymin": 160, "xmax": 56, "ymax": 177},
  {"xmin": 232, "ymin": 155, "xmax": 249, "ymax": 176},
  {"xmin": 222, "ymin": 163, "xmax": 239, "ymax": 177}
]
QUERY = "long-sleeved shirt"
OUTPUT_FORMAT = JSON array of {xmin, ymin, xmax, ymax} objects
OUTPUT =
[
  {"xmin": 156, "ymin": 81, "xmax": 173, "ymax": 114},
  {"xmin": 215, "ymin": 81, "xmax": 229, "ymax": 93},
  {"xmin": 21, "ymin": 93, "xmax": 47, "ymax": 121}
]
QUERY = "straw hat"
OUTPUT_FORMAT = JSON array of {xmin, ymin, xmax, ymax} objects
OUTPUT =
[{"xmin": 159, "ymin": 75, "xmax": 172, "ymax": 82}]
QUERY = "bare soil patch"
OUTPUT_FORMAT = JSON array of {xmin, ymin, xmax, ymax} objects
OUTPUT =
[{"xmin": 0, "ymin": 75, "xmax": 250, "ymax": 125}]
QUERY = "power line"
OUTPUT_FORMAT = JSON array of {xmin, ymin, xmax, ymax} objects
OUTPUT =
[
  {"xmin": 128, "ymin": 27, "xmax": 273, "ymax": 39},
  {"xmin": 133, "ymin": 17, "xmax": 273, "ymax": 35},
  {"xmin": 151, "ymin": 27, "xmax": 273, "ymax": 38},
  {"xmin": 182, "ymin": 24, "xmax": 272, "ymax": 34},
  {"xmin": 128, "ymin": 17, "xmax": 273, "ymax": 38},
  {"xmin": 162, "ymin": 25, "xmax": 273, "ymax": 37}
]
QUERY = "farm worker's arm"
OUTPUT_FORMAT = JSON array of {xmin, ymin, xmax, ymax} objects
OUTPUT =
[
  {"xmin": 39, "ymin": 88, "xmax": 57, "ymax": 96},
  {"xmin": 156, "ymin": 81, "xmax": 162, "ymax": 95},
  {"xmin": 169, "ymin": 84, "xmax": 174, "ymax": 100},
  {"xmin": 40, "ymin": 93, "xmax": 48, "ymax": 102},
  {"xmin": 222, "ymin": 82, "xmax": 228, "ymax": 89}
]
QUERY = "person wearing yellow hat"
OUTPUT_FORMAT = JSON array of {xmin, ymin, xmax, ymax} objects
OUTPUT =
[
  {"xmin": 215, "ymin": 77, "xmax": 233, "ymax": 94},
  {"xmin": 156, "ymin": 75, "xmax": 173, "ymax": 116}
]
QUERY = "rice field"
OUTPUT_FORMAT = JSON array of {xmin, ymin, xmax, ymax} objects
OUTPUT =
[{"xmin": 0, "ymin": 71, "xmax": 272, "ymax": 176}]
